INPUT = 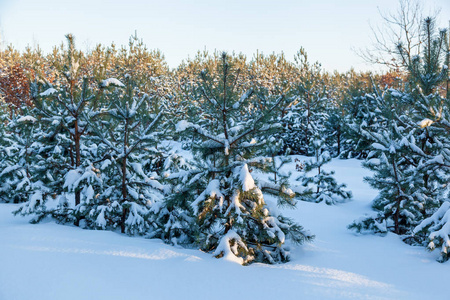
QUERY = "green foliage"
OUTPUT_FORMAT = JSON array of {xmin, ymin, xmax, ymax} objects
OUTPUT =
[
  {"xmin": 172, "ymin": 53, "xmax": 313, "ymax": 264},
  {"xmin": 398, "ymin": 17, "xmax": 448, "ymax": 95},
  {"xmin": 298, "ymin": 134, "xmax": 352, "ymax": 205}
]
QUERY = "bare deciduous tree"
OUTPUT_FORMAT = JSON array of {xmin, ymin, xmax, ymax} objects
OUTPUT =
[{"xmin": 359, "ymin": 0, "xmax": 436, "ymax": 69}]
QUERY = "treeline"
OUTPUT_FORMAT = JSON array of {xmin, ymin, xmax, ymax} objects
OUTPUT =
[
  {"xmin": 0, "ymin": 34, "xmax": 407, "ymax": 157},
  {"xmin": 1, "ymin": 15, "xmax": 450, "ymax": 264}
]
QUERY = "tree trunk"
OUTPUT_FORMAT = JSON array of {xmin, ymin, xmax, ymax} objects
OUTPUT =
[
  {"xmin": 447, "ymin": 21, "xmax": 450, "ymax": 99},
  {"xmin": 305, "ymin": 96, "xmax": 310, "ymax": 154},
  {"xmin": 394, "ymin": 198, "xmax": 401, "ymax": 235},
  {"xmin": 121, "ymin": 119, "xmax": 129, "ymax": 234},
  {"xmin": 74, "ymin": 118, "xmax": 81, "ymax": 226},
  {"xmin": 337, "ymin": 125, "xmax": 341, "ymax": 156},
  {"xmin": 121, "ymin": 206, "xmax": 128, "ymax": 234},
  {"xmin": 391, "ymin": 159, "xmax": 401, "ymax": 235}
]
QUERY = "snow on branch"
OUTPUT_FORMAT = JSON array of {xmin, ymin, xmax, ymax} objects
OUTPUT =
[
  {"xmin": 39, "ymin": 88, "xmax": 57, "ymax": 97},
  {"xmin": 101, "ymin": 78, "xmax": 125, "ymax": 88}
]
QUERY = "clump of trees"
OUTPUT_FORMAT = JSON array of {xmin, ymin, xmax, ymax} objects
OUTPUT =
[
  {"xmin": 0, "ymin": 35, "xmax": 320, "ymax": 265},
  {"xmin": 348, "ymin": 6, "xmax": 450, "ymax": 263},
  {"xmin": 1, "ymin": 1, "xmax": 449, "ymax": 263}
]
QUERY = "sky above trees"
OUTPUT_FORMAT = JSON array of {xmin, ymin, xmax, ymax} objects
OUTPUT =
[{"xmin": 0, "ymin": 0, "xmax": 449, "ymax": 72}]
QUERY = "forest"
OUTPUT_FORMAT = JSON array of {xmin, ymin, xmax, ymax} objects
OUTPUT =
[{"xmin": 1, "ymin": 5, "xmax": 450, "ymax": 270}]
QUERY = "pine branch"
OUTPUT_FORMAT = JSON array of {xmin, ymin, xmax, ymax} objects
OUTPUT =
[{"xmin": 230, "ymin": 95, "xmax": 284, "ymax": 147}]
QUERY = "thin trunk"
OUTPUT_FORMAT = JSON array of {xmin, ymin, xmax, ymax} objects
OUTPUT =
[
  {"xmin": 222, "ymin": 62, "xmax": 230, "ymax": 171},
  {"xmin": 121, "ymin": 119, "xmax": 129, "ymax": 234},
  {"xmin": 224, "ymin": 194, "xmax": 232, "ymax": 235},
  {"xmin": 69, "ymin": 144, "xmax": 74, "ymax": 167},
  {"xmin": 316, "ymin": 150, "xmax": 321, "ymax": 194},
  {"xmin": 273, "ymin": 154, "xmax": 277, "ymax": 185},
  {"xmin": 394, "ymin": 198, "xmax": 400, "ymax": 235},
  {"xmin": 74, "ymin": 119, "xmax": 81, "ymax": 206},
  {"xmin": 447, "ymin": 21, "xmax": 450, "ymax": 99},
  {"xmin": 337, "ymin": 130, "xmax": 341, "ymax": 156},
  {"xmin": 305, "ymin": 95, "xmax": 311, "ymax": 154},
  {"xmin": 212, "ymin": 152, "xmax": 216, "ymax": 180},
  {"xmin": 74, "ymin": 117, "xmax": 81, "ymax": 226},
  {"xmin": 391, "ymin": 158, "xmax": 401, "ymax": 235}
]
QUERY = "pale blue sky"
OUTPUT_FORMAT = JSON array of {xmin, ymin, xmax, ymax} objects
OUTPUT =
[{"xmin": 0, "ymin": 0, "xmax": 449, "ymax": 72}]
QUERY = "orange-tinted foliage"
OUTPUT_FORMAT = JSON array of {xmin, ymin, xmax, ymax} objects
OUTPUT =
[
  {"xmin": 0, "ymin": 64, "xmax": 33, "ymax": 109},
  {"xmin": 379, "ymin": 70, "xmax": 404, "ymax": 89}
]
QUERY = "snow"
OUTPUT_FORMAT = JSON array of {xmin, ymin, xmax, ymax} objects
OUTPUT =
[
  {"xmin": 1, "ymin": 157, "xmax": 449, "ymax": 299},
  {"xmin": 84, "ymin": 185, "xmax": 95, "ymax": 203},
  {"xmin": 100, "ymin": 159, "xmax": 112, "ymax": 170},
  {"xmin": 175, "ymin": 120, "xmax": 192, "ymax": 132},
  {"xmin": 224, "ymin": 190, "xmax": 244, "ymax": 216},
  {"xmin": 371, "ymin": 143, "xmax": 386, "ymax": 151},
  {"xmin": 39, "ymin": 88, "xmax": 57, "ymax": 96},
  {"xmin": 191, "ymin": 179, "xmax": 224, "ymax": 214},
  {"xmin": 63, "ymin": 169, "xmax": 81, "ymax": 191},
  {"xmin": 238, "ymin": 164, "xmax": 256, "ymax": 191},
  {"xmin": 212, "ymin": 230, "xmax": 247, "ymax": 264},
  {"xmin": 101, "ymin": 78, "xmax": 125, "ymax": 87},
  {"xmin": 233, "ymin": 89, "xmax": 253, "ymax": 109},
  {"xmin": 95, "ymin": 206, "xmax": 108, "ymax": 228},
  {"xmin": 414, "ymin": 201, "xmax": 450, "ymax": 255},
  {"xmin": 53, "ymin": 145, "xmax": 61, "ymax": 155},
  {"xmin": 0, "ymin": 165, "xmax": 20, "ymax": 177},
  {"xmin": 17, "ymin": 115, "xmax": 37, "ymax": 123}
]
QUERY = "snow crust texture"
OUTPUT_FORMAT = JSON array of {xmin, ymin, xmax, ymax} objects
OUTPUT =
[{"xmin": 0, "ymin": 158, "xmax": 448, "ymax": 300}]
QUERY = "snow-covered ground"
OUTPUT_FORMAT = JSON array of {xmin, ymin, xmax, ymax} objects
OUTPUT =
[{"xmin": 0, "ymin": 158, "xmax": 448, "ymax": 300}]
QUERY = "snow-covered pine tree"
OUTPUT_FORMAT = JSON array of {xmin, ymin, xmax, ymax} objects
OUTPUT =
[
  {"xmin": 413, "ymin": 201, "xmax": 450, "ymax": 262},
  {"xmin": 13, "ymin": 86, "xmax": 77, "ymax": 222},
  {"xmin": 330, "ymin": 69, "xmax": 391, "ymax": 159},
  {"xmin": 114, "ymin": 33, "xmax": 170, "ymax": 97},
  {"xmin": 348, "ymin": 89, "xmax": 434, "ymax": 235},
  {"xmin": 397, "ymin": 17, "xmax": 448, "ymax": 96},
  {"xmin": 406, "ymin": 97, "xmax": 450, "ymax": 259},
  {"xmin": 297, "ymin": 133, "xmax": 352, "ymax": 205},
  {"xmin": 80, "ymin": 77, "xmax": 166, "ymax": 235},
  {"xmin": 14, "ymin": 34, "xmax": 101, "ymax": 224},
  {"xmin": 280, "ymin": 49, "xmax": 329, "ymax": 156},
  {"xmin": 340, "ymin": 91, "xmax": 386, "ymax": 159},
  {"xmin": 400, "ymin": 18, "xmax": 450, "ymax": 213},
  {"xmin": 152, "ymin": 149, "xmax": 197, "ymax": 245},
  {"xmin": 324, "ymin": 103, "xmax": 345, "ymax": 158},
  {"xmin": 403, "ymin": 21, "xmax": 450, "ymax": 260},
  {"xmin": 0, "ymin": 105, "xmax": 12, "ymax": 202},
  {"xmin": 172, "ymin": 51, "xmax": 250, "ymax": 151},
  {"xmin": 175, "ymin": 53, "xmax": 313, "ymax": 264},
  {"xmin": 402, "ymin": 91, "xmax": 450, "ymax": 227},
  {"xmin": 0, "ymin": 108, "xmax": 36, "ymax": 203},
  {"xmin": 260, "ymin": 137, "xmax": 293, "ymax": 202},
  {"xmin": 0, "ymin": 105, "xmax": 16, "ymax": 203},
  {"xmin": 349, "ymin": 17, "xmax": 450, "ymax": 240}
]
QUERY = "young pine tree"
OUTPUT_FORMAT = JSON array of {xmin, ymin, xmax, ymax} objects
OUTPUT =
[
  {"xmin": 297, "ymin": 133, "xmax": 352, "ymax": 205},
  {"xmin": 80, "ymin": 78, "xmax": 166, "ymax": 235},
  {"xmin": 350, "ymin": 17, "xmax": 450, "ymax": 240},
  {"xmin": 14, "ymin": 34, "xmax": 100, "ymax": 224},
  {"xmin": 0, "ymin": 109, "xmax": 36, "ymax": 203},
  {"xmin": 175, "ymin": 53, "xmax": 313, "ymax": 264},
  {"xmin": 280, "ymin": 49, "xmax": 329, "ymax": 155},
  {"xmin": 349, "ymin": 90, "xmax": 436, "ymax": 235}
]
